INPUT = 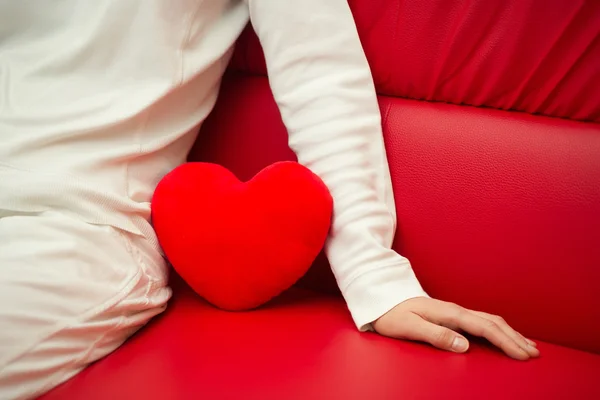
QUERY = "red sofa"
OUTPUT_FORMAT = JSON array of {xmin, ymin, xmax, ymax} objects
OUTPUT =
[{"xmin": 41, "ymin": 1, "xmax": 600, "ymax": 399}]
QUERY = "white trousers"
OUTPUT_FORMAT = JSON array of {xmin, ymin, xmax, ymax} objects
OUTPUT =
[{"xmin": 0, "ymin": 210, "xmax": 171, "ymax": 399}]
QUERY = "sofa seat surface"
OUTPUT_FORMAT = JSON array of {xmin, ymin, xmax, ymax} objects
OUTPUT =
[{"xmin": 40, "ymin": 280, "xmax": 600, "ymax": 400}]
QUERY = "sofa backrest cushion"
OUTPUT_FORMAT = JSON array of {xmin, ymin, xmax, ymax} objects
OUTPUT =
[{"xmin": 231, "ymin": 0, "xmax": 600, "ymax": 122}]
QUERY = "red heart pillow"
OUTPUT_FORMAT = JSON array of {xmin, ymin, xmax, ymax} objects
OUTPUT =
[{"xmin": 151, "ymin": 161, "xmax": 333, "ymax": 310}]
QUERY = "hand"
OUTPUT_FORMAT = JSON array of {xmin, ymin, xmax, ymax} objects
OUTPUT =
[{"xmin": 372, "ymin": 297, "xmax": 540, "ymax": 360}]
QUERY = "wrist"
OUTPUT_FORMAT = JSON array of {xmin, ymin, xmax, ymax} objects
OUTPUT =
[{"xmin": 340, "ymin": 261, "xmax": 429, "ymax": 331}]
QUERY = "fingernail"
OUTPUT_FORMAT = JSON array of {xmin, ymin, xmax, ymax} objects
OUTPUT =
[
  {"xmin": 452, "ymin": 337, "xmax": 469, "ymax": 352},
  {"xmin": 528, "ymin": 344, "xmax": 540, "ymax": 356},
  {"xmin": 527, "ymin": 340, "xmax": 537, "ymax": 347}
]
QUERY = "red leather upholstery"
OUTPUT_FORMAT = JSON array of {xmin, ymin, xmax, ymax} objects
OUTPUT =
[
  {"xmin": 381, "ymin": 96, "xmax": 600, "ymax": 352},
  {"xmin": 40, "ymin": 279, "xmax": 600, "ymax": 400},
  {"xmin": 41, "ymin": 1, "xmax": 600, "ymax": 398},
  {"xmin": 232, "ymin": 0, "xmax": 600, "ymax": 122}
]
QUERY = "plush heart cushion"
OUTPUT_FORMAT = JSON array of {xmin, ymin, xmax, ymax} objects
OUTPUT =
[{"xmin": 151, "ymin": 161, "xmax": 333, "ymax": 310}]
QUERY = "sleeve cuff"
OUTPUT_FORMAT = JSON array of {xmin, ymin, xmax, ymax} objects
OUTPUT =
[{"xmin": 341, "ymin": 262, "xmax": 430, "ymax": 332}]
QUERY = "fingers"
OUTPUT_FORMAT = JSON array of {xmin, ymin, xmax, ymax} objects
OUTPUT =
[
  {"xmin": 469, "ymin": 310, "xmax": 539, "ymax": 358},
  {"xmin": 385, "ymin": 312, "xmax": 470, "ymax": 353},
  {"xmin": 416, "ymin": 302, "xmax": 532, "ymax": 360},
  {"xmin": 373, "ymin": 298, "xmax": 540, "ymax": 361}
]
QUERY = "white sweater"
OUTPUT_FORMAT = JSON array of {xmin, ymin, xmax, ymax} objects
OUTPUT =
[{"xmin": 0, "ymin": 0, "xmax": 428, "ymax": 330}]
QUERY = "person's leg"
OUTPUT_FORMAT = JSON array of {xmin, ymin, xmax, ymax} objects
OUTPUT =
[{"xmin": 0, "ymin": 210, "xmax": 171, "ymax": 399}]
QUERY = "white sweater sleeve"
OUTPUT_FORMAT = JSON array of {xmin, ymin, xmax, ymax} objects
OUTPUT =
[{"xmin": 245, "ymin": 0, "xmax": 429, "ymax": 330}]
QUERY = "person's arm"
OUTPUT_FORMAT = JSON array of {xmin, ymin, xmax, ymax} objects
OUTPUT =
[
  {"xmin": 246, "ymin": 0, "xmax": 426, "ymax": 331},
  {"xmin": 245, "ymin": 0, "xmax": 538, "ymax": 360}
]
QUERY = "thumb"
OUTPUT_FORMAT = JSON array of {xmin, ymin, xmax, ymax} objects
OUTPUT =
[
  {"xmin": 390, "ymin": 312, "xmax": 470, "ymax": 353},
  {"xmin": 427, "ymin": 324, "xmax": 470, "ymax": 353}
]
